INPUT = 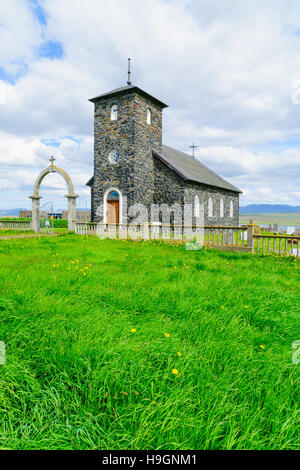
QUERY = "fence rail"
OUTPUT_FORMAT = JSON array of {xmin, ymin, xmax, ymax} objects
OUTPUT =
[
  {"xmin": 74, "ymin": 222, "xmax": 300, "ymax": 257},
  {"xmin": 205, "ymin": 226, "xmax": 248, "ymax": 247},
  {"xmin": 75, "ymin": 222, "xmax": 249, "ymax": 247},
  {"xmin": 253, "ymin": 234, "xmax": 300, "ymax": 257},
  {"xmin": 0, "ymin": 220, "xmax": 31, "ymax": 231}
]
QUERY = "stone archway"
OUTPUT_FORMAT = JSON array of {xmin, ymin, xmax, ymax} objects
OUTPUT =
[{"xmin": 29, "ymin": 157, "xmax": 78, "ymax": 233}]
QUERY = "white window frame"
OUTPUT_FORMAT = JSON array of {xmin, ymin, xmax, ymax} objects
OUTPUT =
[
  {"xmin": 111, "ymin": 104, "xmax": 118, "ymax": 121},
  {"xmin": 220, "ymin": 198, "xmax": 224, "ymax": 218},
  {"xmin": 229, "ymin": 200, "xmax": 234, "ymax": 218},
  {"xmin": 194, "ymin": 195, "xmax": 200, "ymax": 217},
  {"xmin": 208, "ymin": 197, "xmax": 213, "ymax": 218},
  {"xmin": 147, "ymin": 108, "xmax": 151, "ymax": 125}
]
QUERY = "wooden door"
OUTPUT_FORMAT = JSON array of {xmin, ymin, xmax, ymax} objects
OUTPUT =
[{"xmin": 107, "ymin": 200, "xmax": 119, "ymax": 224}]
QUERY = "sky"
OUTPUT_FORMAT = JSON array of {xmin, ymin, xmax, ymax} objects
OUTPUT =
[{"xmin": 1, "ymin": 0, "xmax": 300, "ymax": 209}]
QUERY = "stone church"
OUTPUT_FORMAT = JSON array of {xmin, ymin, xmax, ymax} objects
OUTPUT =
[{"xmin": 87, "ymin": 82, "xmax": 241, "ymax": 226}]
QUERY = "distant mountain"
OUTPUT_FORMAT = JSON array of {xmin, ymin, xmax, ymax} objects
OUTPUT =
[
  {"xmin": 0, "ymin": 208, "xmax": 27, "ymax": 216},
  {"xmin": 240, "ymin": 204, "xmax": 300, "ymax": 214},
  {"xmin": 0, "ymin": 207, "xmax": 91, "ymax": 217}
]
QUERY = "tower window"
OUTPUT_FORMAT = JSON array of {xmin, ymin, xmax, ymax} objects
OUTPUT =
[
  {"xmin": 108, "ymin": 149, "xmax": 120, "ymax": 164},
  {"xmin": 147, "ymin": 108, "xmax": 151, "ymax": 125},
  {"xmin": 111, "ymin": 104, "xmax": 118, "ymax": 121},
  {"xmin": 230, "ymin": 200, "xmax": 234, "ymax": 218}
]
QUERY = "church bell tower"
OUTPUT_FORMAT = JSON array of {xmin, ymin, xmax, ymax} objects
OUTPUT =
[{"xmin": 87, "ymin": 62, "xmax": 168, "ymax": 222}]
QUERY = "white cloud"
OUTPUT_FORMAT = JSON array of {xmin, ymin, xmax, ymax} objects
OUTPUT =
[
  {"xmin": 194, "ymin": 145, "xmax": 300, "ymax": 204},
  {"xmin": 0, "ymin": 0, "xmax": 42, "ymax": 76},
  {"xmin": 1, "ymin": 0, "xmax": 300, "ymax": 207}
]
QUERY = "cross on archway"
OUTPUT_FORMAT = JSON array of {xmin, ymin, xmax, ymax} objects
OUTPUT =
[{"xmin": 49, "ymin": 156, "xmax": 56, "ymax": 165}]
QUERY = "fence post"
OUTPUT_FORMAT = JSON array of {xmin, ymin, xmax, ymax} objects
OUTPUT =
[
  {"xmin": 247, "ymin": 223, "xmax": 255, "ymax": 253},
  {"xmin": 143, "ymin": 222, "xmax": 149, "ymax": 240}
]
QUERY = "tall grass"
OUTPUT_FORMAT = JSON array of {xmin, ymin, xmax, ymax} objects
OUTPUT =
[{"xmin": 0, "ymin": 235, "xmax": 299, "ymax": 450}]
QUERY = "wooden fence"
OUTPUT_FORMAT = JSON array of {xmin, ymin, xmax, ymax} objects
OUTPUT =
[
  {"xmin": 75, "ymin": 222, "xmax": 249, "ymax": 250},
  {"xmin": 253, "ymin": 234, "xmax": 300, "ymax": 257},
  {"xmin": 75, "ymin": 222, "xmax": 300, "ymax": 257},
  {"xmin": 1, "ymin": 219, "xmax": 298, "ymax": 257},
  {"xmin": 0, "ymin": 220, "xmax": 31, "ymax": 231}
]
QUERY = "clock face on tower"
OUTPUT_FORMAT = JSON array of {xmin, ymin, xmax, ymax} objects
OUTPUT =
[{"xmin": 108, "ymin": 149, "xmax": 120, "ymax": 164}]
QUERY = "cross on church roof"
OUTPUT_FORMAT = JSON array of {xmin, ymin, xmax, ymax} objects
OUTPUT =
[
  {"xmin": 189, "ymin": 142, "xmax": 198, "ymax": 158},
  {"xmin": 49, "ymin": 156, "xmax": 55, "ymax": 165}
]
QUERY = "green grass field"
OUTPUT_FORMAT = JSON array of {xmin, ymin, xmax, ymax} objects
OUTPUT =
[{"xmin": 0, "ymin": 235, "xmax": 299, "ymax": 450}]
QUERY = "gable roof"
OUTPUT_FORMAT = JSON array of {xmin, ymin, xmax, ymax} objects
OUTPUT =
[
  {"xmin": 86, "ymin": 176, "xmax": 94, "ymax": 187},
  {"xmin": 153, "ymin": 145, "xmax": 242, "ymax": 193},
  {"xmin": 86, "ymin": 145, "xmax": 242, "ymax": 193},
  {"xmin": 88, "ymin": 85, "xmax": 168, "ymax": 109}
]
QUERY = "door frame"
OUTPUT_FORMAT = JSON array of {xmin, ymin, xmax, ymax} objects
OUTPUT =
[{"xmin": 103, "ymin": 187, "xmax": 123, "ymax": 224}]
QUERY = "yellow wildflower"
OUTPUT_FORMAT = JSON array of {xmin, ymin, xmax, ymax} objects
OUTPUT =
[
  {"xmin": 131, "ymin": 328, "xmax": 136, "ymax": 333},
  {"xmin": 260, "ymin": 345, "xmax": 265, "ymax": 349},
  {"xmin": 172, "ymin": 369, "xmax": 179, "ymax": 376},
  {"xmin": 177, "ymin": 352, "xmax": 182, "ymax": 357},
  {"xmin": 164, "ymin": 333, "xmax": 170, "ymax": 338}
]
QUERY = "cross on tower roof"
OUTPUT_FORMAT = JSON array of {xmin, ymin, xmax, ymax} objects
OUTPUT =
[
  {"xmin": 127, "ymin": 58, "xmax": 132, "ymax": 86},
  {"xmin": 49, "ymin": 156, "xmax": 55, "ymax": 165}
]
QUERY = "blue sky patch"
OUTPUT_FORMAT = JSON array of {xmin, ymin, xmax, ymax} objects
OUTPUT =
[
  {"xmin": 29, "ymin": 0, "xmax": 47, "ymax": 25},
  {"xmin": 254, "ymin": 139, "xmax": 300, "ymax": 153},
  {"xmin": 38, "ymin": 41, "xmax": 64, "ymax": 60},
  {"xmin": 0, "ymin": 62, "xmax": 28, "ymax": 84},
  {"xmin": 0, "ymin": 68, "xmax": 12, "ymax": 83},
  {"xmin": 41, "ymin": 139, "xmax": 61, "ymax": 147}
]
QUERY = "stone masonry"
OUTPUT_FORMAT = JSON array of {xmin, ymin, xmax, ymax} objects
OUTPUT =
[{"xmin": 87, "ymin": 85, "xmax": 241, "ymax": 226}]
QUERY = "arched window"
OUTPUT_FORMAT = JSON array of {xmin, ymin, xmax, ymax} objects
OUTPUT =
[
  {"xmin": 147, "ymin": 108, "xmax": 151, "ymax": 125},
  {"xmin": 208, "ymin": 197, "xmax": 213, "ymax": 217},
  {"xmin": 230, "ymin": 200, "xmax": 234, "ymax": 218},
  {"xmin": 194, "ymin": 195, "xmax": 200, "ymax": 217},
  {"xmin": 220, "ymin": 198, "xmax": 224, "ymax": 218},
  {"xmin": 111, "ymin": 104, "xmax": 118, "ymax": 121},
  {"xmin": 107, "ymin": 191, "xmax": 119, "ymax": 200}
]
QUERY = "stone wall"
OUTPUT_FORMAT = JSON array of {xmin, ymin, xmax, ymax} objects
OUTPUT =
[
  {"xmin": 91, "ymin": 89, "xmax": 164, "ymax": 222},
  {"xmin": 184, "ymin": 182, "xmax": 239, "ymax": 226},
  {"xmin": 62, "ymin": 210, "xmax": 91, "ymax": 222},
  {"xmin": 152, "ymin": 156, "xmax": 239, "ymax": 225},
  {"xmin": 19, "ymin": 210, "xmax": 48, "ymax": 219},
  {"xmin": 89, "ymin": 88, "xmax": 240, "ymax": 225},
  {"xmin": 19, "ymin": 210, "xmax": 32, "ymax": 218}
]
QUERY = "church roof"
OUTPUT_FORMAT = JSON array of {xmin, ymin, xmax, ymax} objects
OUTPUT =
[
  {"xmin": 88, "ymin": 85, "xmax": 168, "ymax": 109},
  {"xmin": 153, "ymin": 145, "xmax": 242, "ymax": 193},
  {"xmin": 87, "ymin": 145, "xmax": 241, "ymax": 193}
]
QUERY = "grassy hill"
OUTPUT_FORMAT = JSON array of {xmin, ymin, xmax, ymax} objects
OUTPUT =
[
  {"xmin": 0, "ymin": 235, "xmax": 299, "ymax": 450},
  {"xmin": 239, "ymin": 212, "xmax": 300, "ymax": 226}
]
